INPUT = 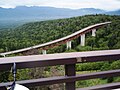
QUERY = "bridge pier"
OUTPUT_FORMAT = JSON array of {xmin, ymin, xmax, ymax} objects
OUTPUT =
[
  {"xmin": 66, "ymin": 41, "xmax": 72, "ymax": 49},
  {"xmin": 81, "ymin": 34, "xmax": 85, "ymax": 46},
  {"xmin": 92, "ymin": 29, "xmax": 96, "ymax": 37},
  {"xmin": 3, "ymin": 55, "xmax": 6, "ymax": 57},
  {"xmin": 42, "ymin": 50, "xmax": 47, "ymax": 54}
]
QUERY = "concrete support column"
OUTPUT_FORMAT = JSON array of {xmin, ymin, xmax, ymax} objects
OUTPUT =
[
  {"xmin": 92, "ymin": 29, "xmax": 96, "ymax": 37},
  {"xmin": 42, "ymin": 50, "xmax": 47, "ymax": 54},
  {"xmin": 66, "ymin": 41, "xmax": 72, "ymax": 49},
  {"xmin": 81, "ymin": 34, "xmax": 85, "ymax": 46},
  {"xmin": 3, "ymin": 55, "xmax": 6, "ymax": 57}
]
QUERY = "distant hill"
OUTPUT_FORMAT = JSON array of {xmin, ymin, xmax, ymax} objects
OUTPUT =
[
  {"xmin": 105, "ymin": 10, "xmax": 120, "ymax": 15},
  {"xmin": 0, "ymin": 6, "xmax": 105, "ymax": 19},
  {"xmin": 0, "ymin": 6, "xmax": 119, "ymax": 28}
]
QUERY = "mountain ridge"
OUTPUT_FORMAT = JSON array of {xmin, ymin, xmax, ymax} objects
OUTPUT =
[
  {"xmin": 0, "ymin": 6, "xmax": 120, "ymax": 18},
  {"xmin": 0, "ymin": 6, "xmax": 119, "ymax": 28},
  {"xmin": 0, "ymin": 6, "xmax": 106, "ymax": 19}
]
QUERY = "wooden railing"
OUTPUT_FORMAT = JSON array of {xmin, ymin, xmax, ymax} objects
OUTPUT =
[{"xmin": 0, "ymin": 49, "xmax": 120, "ymax": 90}]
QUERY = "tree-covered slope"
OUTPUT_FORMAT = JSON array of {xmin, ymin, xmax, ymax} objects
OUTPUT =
[{"xmin": 0, "ymin": 14, "xmax": 120, "ymax": 53}]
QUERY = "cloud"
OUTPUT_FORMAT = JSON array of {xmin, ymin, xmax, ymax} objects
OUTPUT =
[{"xmin": 0, "ymin": 0, "xmax": 120, "ymax": 11}]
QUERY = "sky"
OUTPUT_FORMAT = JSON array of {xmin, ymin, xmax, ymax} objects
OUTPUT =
[{"xmin": 0, "ymin": 0, "xmax": 120, "ymax": 11}]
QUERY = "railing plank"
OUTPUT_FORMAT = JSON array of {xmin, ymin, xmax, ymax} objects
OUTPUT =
[
  {"xmin": 1, "ymin": 69, "xmax": 120, "ymax": 89},
  {"xmin": 0, "ymin": 58, "xmax": 76, "ymax": 71},
  {"xmin": 0, "ymin": 49, "xmax": 120, "ymax": 71},
  {"xmin": 76, "ymin": 82, "xmax": 120, "ymax": 90},
  {"xmin": 82, "ymin": 54, "xmax": 120, "ymax": 63}
]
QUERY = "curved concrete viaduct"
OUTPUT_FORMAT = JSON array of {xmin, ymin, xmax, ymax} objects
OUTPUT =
[{"xmin": 0, "ymin": 22, "xmax": 111, "ymax": 56}]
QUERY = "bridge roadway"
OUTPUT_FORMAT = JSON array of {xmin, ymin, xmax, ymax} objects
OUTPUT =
[{"xmin": 0, "ymin": 22, "xmax": 111, "ymax": 56}]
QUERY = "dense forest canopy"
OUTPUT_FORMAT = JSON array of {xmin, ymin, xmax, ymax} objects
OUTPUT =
[{"xmin": 0, "ymin": 14, "xmax": 120, "ymax": 53}]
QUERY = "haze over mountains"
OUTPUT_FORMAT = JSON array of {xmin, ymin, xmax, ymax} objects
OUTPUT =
[
  {"xmin": 0, "ymin": 6, "xmax": 120, "ymax": 28},
  {"xmin": 0, "ymin": 6, "xmax": 105, "ymax": 20}
]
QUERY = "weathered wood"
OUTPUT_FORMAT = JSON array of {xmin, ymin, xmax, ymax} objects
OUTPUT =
[
  {"xmin": 76, "ymin": 82, "xmax": 120, "ymax": 90},
  {"xmin": 0, "ymin": 49, "xmax": 120, "ymax": 71},
  {"xmin": 65, "ymin": 64, "xmax": 76, "ymax": 90},
  {"xmin": 0, "ymin": 58, "xmax": 76, "ymax": 71},
  {"xmin": 1, "ymin": 69, "xmax": 120, "ymax": 89},
  {"xmin": 0, "ymin": 49, "xmax": 120, "ymax": 90}
]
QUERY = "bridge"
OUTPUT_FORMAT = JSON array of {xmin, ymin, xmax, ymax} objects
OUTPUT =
[
  {"xmin": 0, "ymin": 22, "xmax": 111, "ymax": 56},
  {"xmin": 0, "ymin": 49, "xmax": 120, "ymax": 90}
]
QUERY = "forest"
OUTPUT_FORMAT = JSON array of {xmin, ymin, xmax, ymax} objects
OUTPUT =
[{"xmin": 0, "ymin": 14, "xmax": 120, "ymax": 89}]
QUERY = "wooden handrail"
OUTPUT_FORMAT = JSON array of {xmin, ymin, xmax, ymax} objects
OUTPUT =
[
  {"xmin": 1, "ymin": 69, "xmax": 120, "ymax": 88},
  {"xmin": 0, "ymin": 49, "xmax": 120, "ymax": 90},
  {"xmin": 77, "ymin": 82, "xmax": 120, "ymax": 90},
  {"xmin": 0, "ymin": 49, "xmax": 120, "ymax": 71}
]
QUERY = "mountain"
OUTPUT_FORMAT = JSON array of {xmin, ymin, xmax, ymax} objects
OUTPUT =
[
  {"xmin": 0, "ymin": 6, "xmax": 119, "ymax": 28},
  {"xmin": 105, "ymin": 10, "xmax": 120, "ymax": 15},
  {"xmin": 0, "ymin": 6, "xmax": 105, "ymax": 20},
  {"xmin": 76, "ymin": 8, "xmax": 105, "ymax": 14}
]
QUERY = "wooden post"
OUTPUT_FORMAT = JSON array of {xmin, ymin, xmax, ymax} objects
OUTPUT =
[{"xmin": 65, "ymin": 64, "xmax": 75, "ymax": 90}]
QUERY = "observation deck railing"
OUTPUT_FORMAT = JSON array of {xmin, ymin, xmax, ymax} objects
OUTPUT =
[{"xmin": 0, "ymin": 49, "xmax": 120, "ymax": 90}]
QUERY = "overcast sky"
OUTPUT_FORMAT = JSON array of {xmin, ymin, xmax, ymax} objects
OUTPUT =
[{"xmin": 0, "ymin": 0, "xmax": 120, "ymax": 11}]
